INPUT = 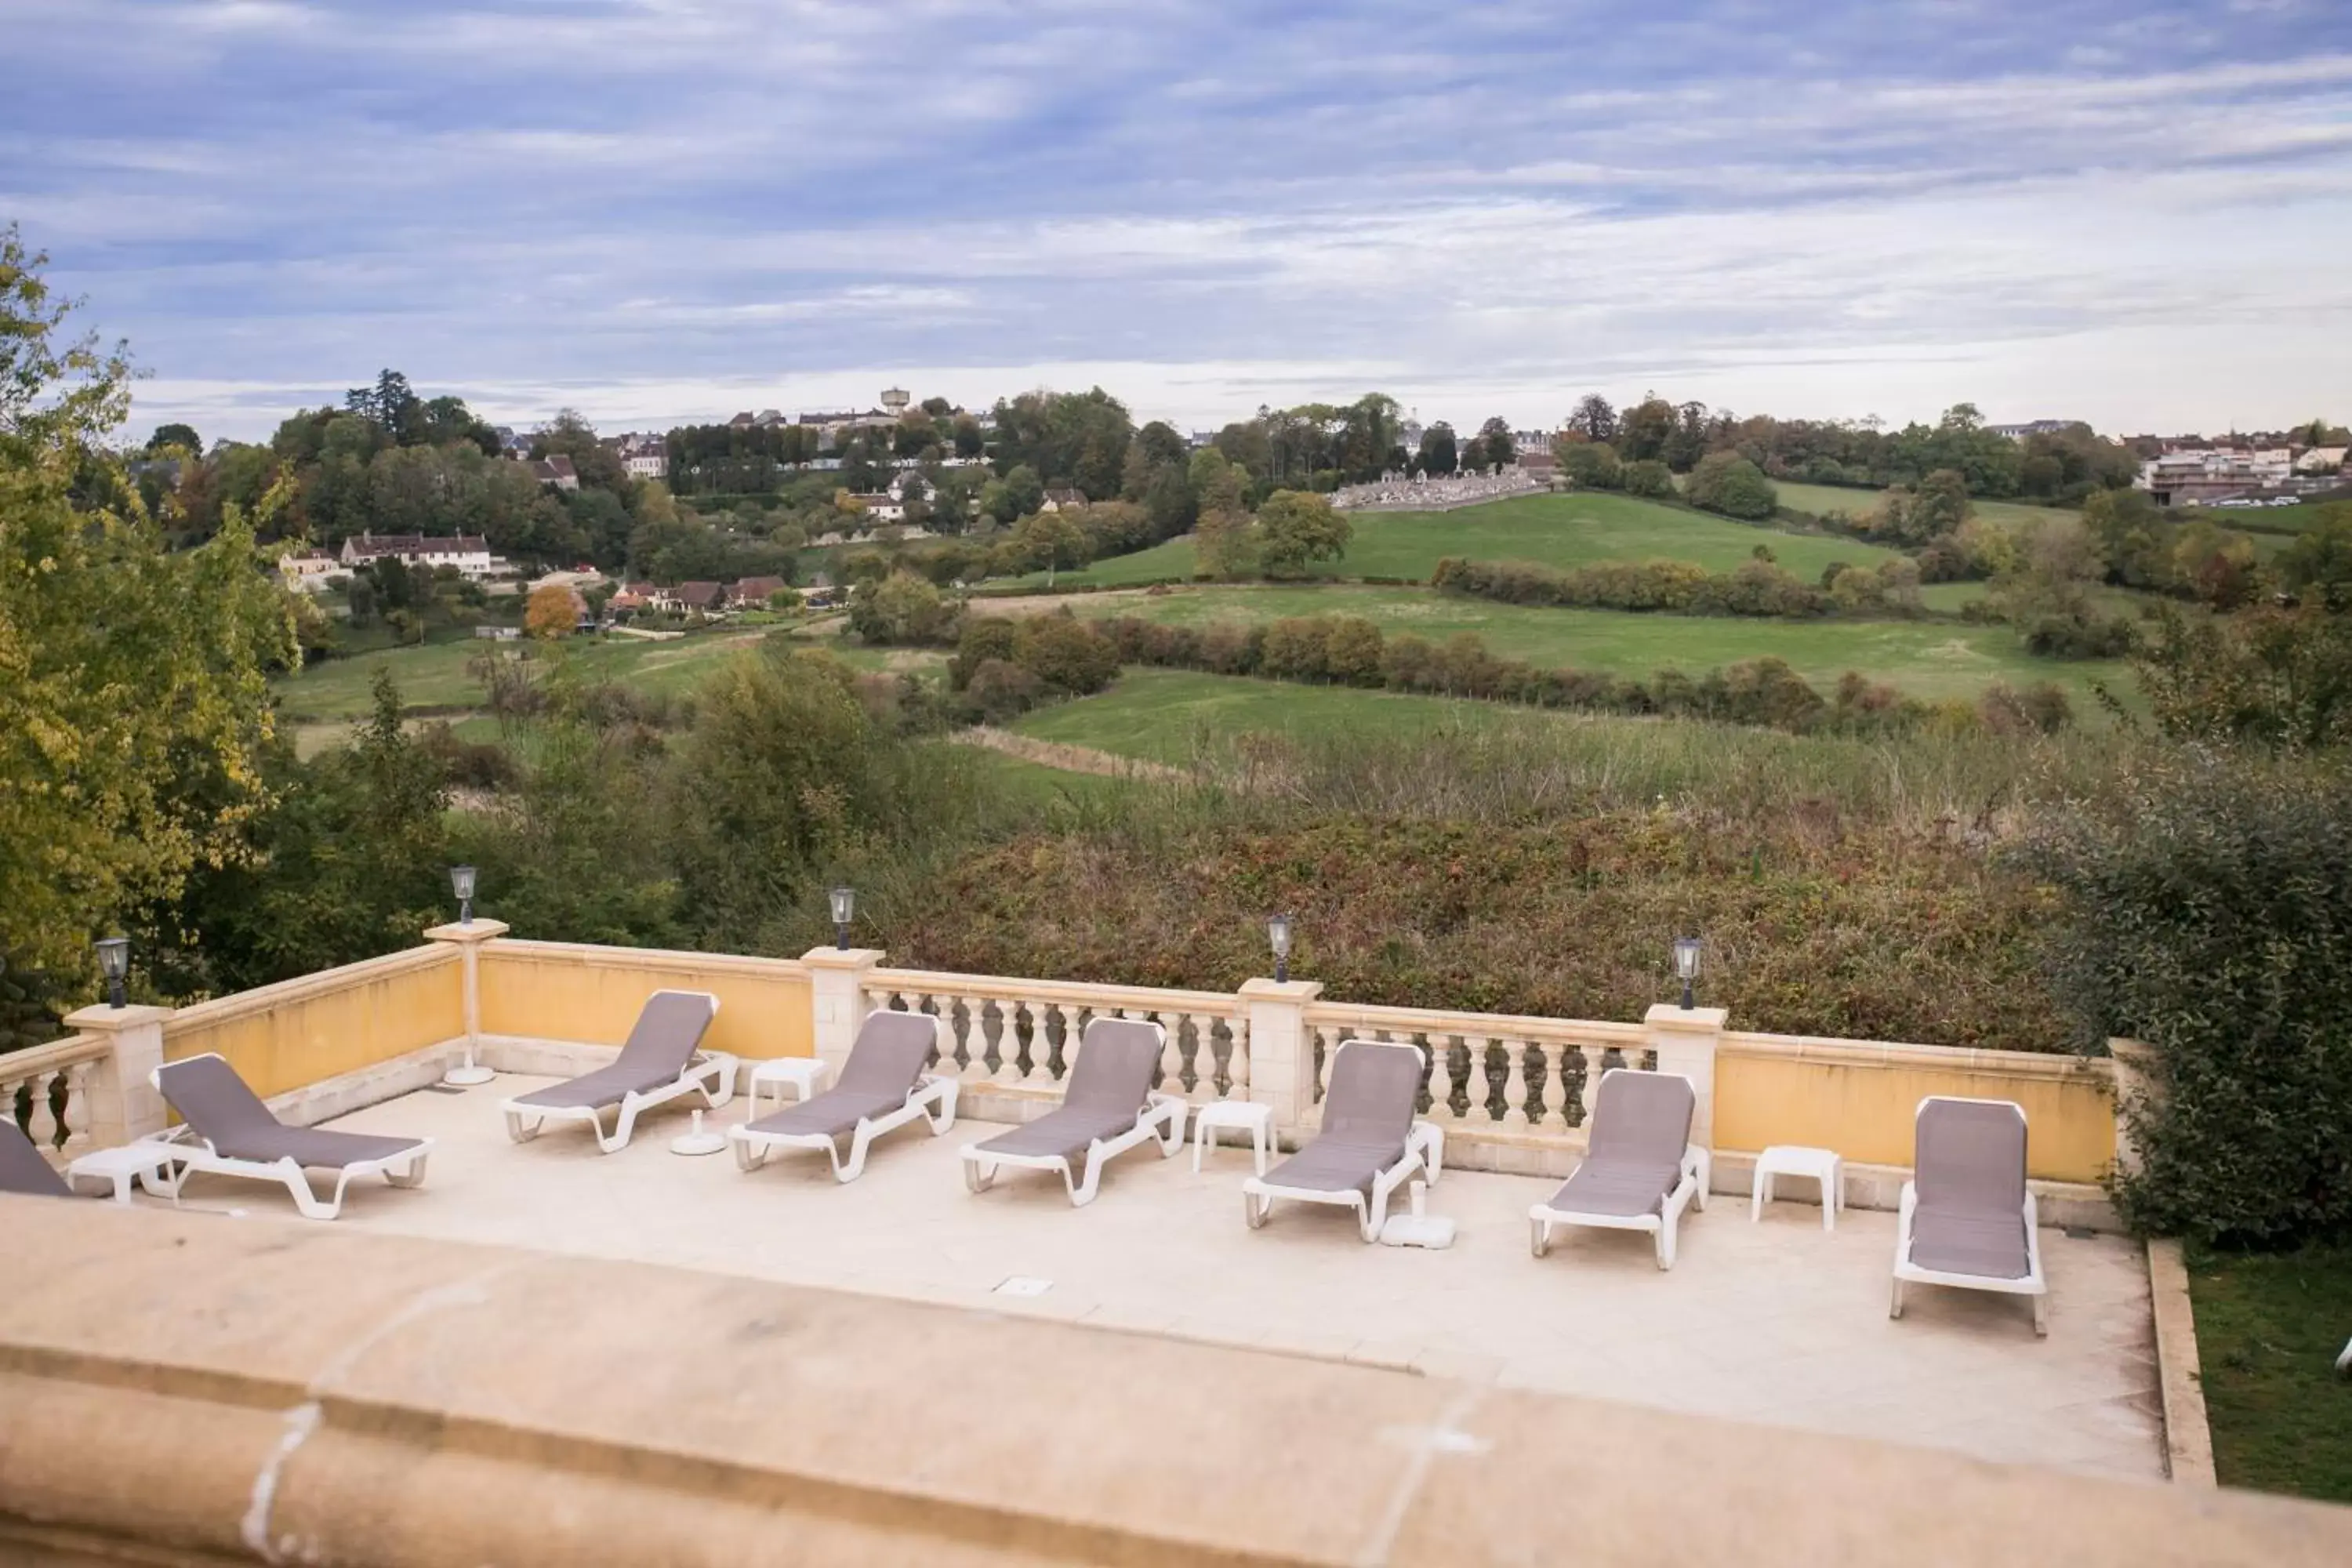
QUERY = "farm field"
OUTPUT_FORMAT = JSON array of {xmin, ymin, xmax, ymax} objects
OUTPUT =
[
  {"xmin": 1000, "ymin": 583, "xmax": 2125, "ymax": 705},
  {"xmin": 1010, "ymin": 668, "xmax": 1540, "ymax": 764},
  {"xmin": 1771, "ymin": 481, "xmax": 2081, "ymax": 532},
  {"xmin": 272, "ymin": 628, "xmax": 772, "ymax": 726},
  {"xmin": 1007, "ymin": 492, "xmax": 1902, "ymax": 589}
]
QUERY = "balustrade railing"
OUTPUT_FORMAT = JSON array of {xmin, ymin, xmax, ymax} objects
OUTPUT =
[
  {"xmin": 1303, "ymin": 1002, "xmax": 1652, "ymax": 1137},
  {"xmin": 864, "ymin": 970, "xmax": 1249, "ymax": 1103},
  {"xmin": 2, "ymin": 1036, "xmax": 109, "ymax": 1163}
]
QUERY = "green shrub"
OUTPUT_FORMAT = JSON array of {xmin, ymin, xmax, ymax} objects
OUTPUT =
[
  {"xmin": 1432, "ymin": 554, "xmax": 1828, "ymax": 619},
  {"xmin": 1014, "ymin": 613, "xmax": 1120, "ymax": 695},
  {"xmin": 1558, "ymin": 442, "xmax": 1622, "ymax": 490},
  {"xmin": 2021, "ymin": 754, "xmax": 2352, "ymax": 1243},
  {"xmin": 1686, "ymin": 452, "xmax": 1778, "ymax": 520},
  {"xmin": 1621, "ymin": 459, "xmax": 1675, "ymax": 499},
  {"xmin": 961, "ymin": 658, "xmax": 1044, "ymax": 722},
  {"xmin": 949, "ymin": 616, "xmax": 1019, "ymax": 691}
]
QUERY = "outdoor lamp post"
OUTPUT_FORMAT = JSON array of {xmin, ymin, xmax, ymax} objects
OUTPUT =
[
  {"xmin": 1269, "ymin": 913, "xmax": 1294, "ymax": 985},
  {"xmin": 830, "ymin": 886, "xmax": 856, "ymax": 950},
  {"xmin": 94, "ymin": 937, "xmax": 129, "ymax": 1010},
  {"xmin": 1673, "ymin": 935, "xmax": 1702, "ymax": 1011},
  {"xmin": 450, "ymin": 865, "xmax": 477, "ymax": 925}
]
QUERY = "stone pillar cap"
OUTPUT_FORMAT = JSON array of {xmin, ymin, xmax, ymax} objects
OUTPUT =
[
  {"xmin": 62, "ymin": 1003, "xmax": 173, "ymax": 1032},
  {"xmin": 425, "ymin": 920, "xmax": 510, "ymax": 943},
  {"xmin": 1239, "ymin": 978, "xmax": 1325, "ymax": 1001},
  {"xmin": 801, "ymin": 946, "xmax": 887, "ymax": 967},
  {"xmin": 1644, "ymin": 1004, "xmax": 1729, "ymax": 1030}
]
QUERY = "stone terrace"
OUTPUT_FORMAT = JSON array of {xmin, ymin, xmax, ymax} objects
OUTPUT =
[{"xmin": 147, "ymin": 1071, "xmax": 2163, "ymax": 1482}]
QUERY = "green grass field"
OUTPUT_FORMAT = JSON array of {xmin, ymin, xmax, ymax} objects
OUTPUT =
[
  {"xmin": 1771, "ymin": 481, "xmax": 2082, "ymax": 532},
  {"xmin": 2190, "ymin": 1241, "xmax": 2352, "ymax": 1501},
  {"xmin": 1011, "ymin": 668, "xmax": 1535, "ymax": 764},
  {"xmin": 1007, "ymin": 492, "xmax": 1903, "ymax": 590},
  {"xmin": 273, "ymin": 628, "xmax": 778, "ymax": 726},
  {"xmin": 1026, "ymin": 583, "xmax": 2122, "ymax": 704}
]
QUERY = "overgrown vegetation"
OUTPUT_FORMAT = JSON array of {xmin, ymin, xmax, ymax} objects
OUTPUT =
[{"xmin": 2022, "ymin": 752, "xmax": 2352, "ymax": 1243}]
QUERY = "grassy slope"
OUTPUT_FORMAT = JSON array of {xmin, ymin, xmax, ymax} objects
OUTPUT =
[
  {"xmin": 1771, "ymin": 480, "xmax": 2081, "ymax": 532},
  {"xmin": 1040, "ymin": 583, "xmax": 2124, "ymax": 704},
  {"xmin": 1009, "ymin": 492, "xmax": 1904, "ymax": 589},
  {"xmin": 2189, "ymin": 1241, "xmax": 2352, "ymax": 1502},
  {"xmin": 1012, "ymin": 669, "xmax": 1535, "ymax": 763},
  {"xmin": 274, "ymin": 628, "xmax": 774, "ymax": 724}
]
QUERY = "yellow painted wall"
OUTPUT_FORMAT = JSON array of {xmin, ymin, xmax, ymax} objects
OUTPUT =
[
  {"xmin": 1715, "ymin": 1050, "xmax": 2115, "ymax": 1184},
  {"xmin": 163, "ymin": 949, "xmax": 464, "ymax": 1101},
  {"xmin": 477, "ymin": 942, "xmax": 813, "ymax": 1060}
]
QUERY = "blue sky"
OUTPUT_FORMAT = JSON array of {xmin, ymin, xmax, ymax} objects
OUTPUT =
[{"xmin": 5, "ymin": 1, "xmax": 2347, "ymax": 440}]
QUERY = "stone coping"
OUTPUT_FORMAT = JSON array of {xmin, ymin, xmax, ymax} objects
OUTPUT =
[
  {"xmin": 2, "ymin": 1200, "xmax": 2346, "ymax": 1566},
  {"xmin": 2147, "ymin": 1238, "xmax": 2218, "ymax": 1485}
]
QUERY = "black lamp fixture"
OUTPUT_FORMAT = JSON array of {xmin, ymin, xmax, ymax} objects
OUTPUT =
[
  {"xmin": 1673, "ymin": 935, "xmax": 1703, "ymax": 1011},
  {"xmin": 450, "ymin": 865, "xmax": 477, "ymax": 925},
  {"xmin": 94, "ymin": 936, "xmax": 130, "ymax": 1010},
  {"xmin": 1269, "ymin": 913, "xmax": 1294, "ymax": 985},
  {"xmin": 829, "ymin": 886, "xmax": 856, "ymax": 950}
]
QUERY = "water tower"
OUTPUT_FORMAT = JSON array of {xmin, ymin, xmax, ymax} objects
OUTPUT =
[{"xmin": 881, "ymin": 387, "xmax": 911, "ymax": 416}]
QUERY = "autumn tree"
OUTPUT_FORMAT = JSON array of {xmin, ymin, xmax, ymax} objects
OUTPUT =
[{"xmin": 525, "ymin": 582, "xmax": 579, "ymax": 637}]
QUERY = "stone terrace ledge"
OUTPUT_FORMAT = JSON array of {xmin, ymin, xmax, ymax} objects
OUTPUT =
[{"xmin": 2, "ymin": 1202, "xmax": 2348, "ymax": 1568}]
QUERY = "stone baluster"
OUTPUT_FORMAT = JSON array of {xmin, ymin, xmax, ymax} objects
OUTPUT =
[
  {"xmin": 987, "ymin": 995, "xmax": 1021, "ymax": 1086},
  {"xmin": 59, "ymin": 1060, "xmax": 95, "ymax": 1157},
  {"xmin": 960, "ymin": 996, "xmax": 993, "ymax": 1087},
  {"xmin": 1566, "ymin": 1044, "xmax": 1599, "ymax": 1127},
  {"xmin": 1500, "ymin": 1036, "xmax": 1531, "ymax": 1131},
  {"xmin": 1227, "ymin": 1017, "xmax": 1250, "ymax": 1097},
  {"xmin": 1193, "ymin": 1013, "xmax": 1224, "ymax": 1102},
  {"xmin": 24, "ymin": 1069, "xmax": 60, "ymax": 1152}
]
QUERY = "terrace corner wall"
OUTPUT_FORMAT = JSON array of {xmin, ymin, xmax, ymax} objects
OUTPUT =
[
  {"xmin": 1715, "ymin": 1033, "xmax": 2115, "ymax": 1185},
  {"xmin": 476, "ymin": 939, "xmax": 814, "ymax": 1062},
  {"xmin": 161, "ymin": 945, "xmax": 465, "ymax": 1102}
]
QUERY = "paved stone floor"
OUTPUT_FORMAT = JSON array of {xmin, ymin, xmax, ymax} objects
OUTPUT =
[{"xmin": 142, "ymin": 1075, "xmax": 2165, "ymax": 1481}]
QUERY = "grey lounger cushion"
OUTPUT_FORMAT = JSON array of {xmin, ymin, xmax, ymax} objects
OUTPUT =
[
  {"xmin": 1911, "ymin": 1099, "xmax": 2031, "ymax": 1279},
  {"xmin": 742, "ymin": 1011, "xmax": 938, "ymax": 1142},
  {"xmin": 1542, "ymin": 1069, "xmax": 1693, "ymax": 1218},
  {"xmin": 510, "ymin": 989, "xmax": 717, "ymax": 1111},
  {"xmin": 1261, "ymin": 1040, "xmax": 1422, "ymax": 1195},
  {"xmin": 974, "ymin": 1017, "xmax": 1163, "ymax": 1163},
  {"xmin": 157, "ymin": 1055, "xmax": 424, "ymax": 1168},
  {"xmin": 0, "ymin": 1119, "xmax": 72, "ymax": 1198}
]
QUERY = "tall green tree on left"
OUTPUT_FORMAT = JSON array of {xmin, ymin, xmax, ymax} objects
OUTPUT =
[{"xmin": 0, "ymin": 225, "xmax": 297, "ymax": 1029}]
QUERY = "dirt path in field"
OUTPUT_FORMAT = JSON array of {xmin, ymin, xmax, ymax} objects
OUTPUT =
[{"xmin": 951, "ymin": 727, "xmax": 1188, "ymax": 781}]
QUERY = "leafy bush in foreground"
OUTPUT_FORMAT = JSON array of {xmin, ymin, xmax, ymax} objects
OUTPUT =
[{"xmin": 2022, "ymin": 753, "xmax": 2352, "ymax": 1243}]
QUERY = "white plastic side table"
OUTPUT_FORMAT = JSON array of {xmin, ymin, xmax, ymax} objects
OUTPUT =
[
  {"xmin": 1192, "ymin": 1099, "xmax": 1274, "ymax": 1175},
  {"xmin": 65, "ymin": 1141, "xmax": 187, "ymax": 1204},
  {"xmin": 1751, "ymin": 1144, "xmax": 1843, "ymax": 1231},
  {"xmin": 745, "ymin": 1057, "xmax": 829, "ymax": 1120}
]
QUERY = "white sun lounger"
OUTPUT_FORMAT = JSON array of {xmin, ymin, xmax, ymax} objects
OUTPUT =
[
  {"xmin": 1529, "ymin": 1068, "xmax": 1708, "ymax": 1270},
  {"xmin": 729, "ymin": 1011, "xmax": 958, "ymax": 1181},
  {"xmin": 501, "ymin": 989, "xmax": 735, "ymax": 1154},
  {"xmin": 150, "ymin": 1053, "xmax": 432, "ymax": 1221},
  {"xmin": 1891, "ymin": 1095, "xmax": 2049, "ymax": 1335},
  {"xmin": 1243, "ymin": 1040, "xmax": 1436, "ymax": 1242},
  {"xmin": 960, "ymin": 1017, "xmax": 1185, "ymax": 1206}
]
